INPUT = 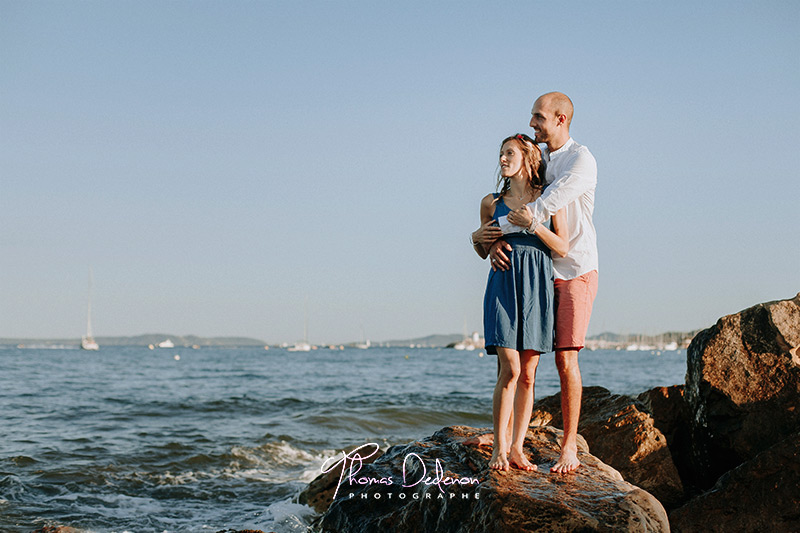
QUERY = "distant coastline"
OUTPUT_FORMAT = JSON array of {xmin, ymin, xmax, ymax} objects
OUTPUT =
[{"xmin": 1, "ymin": 330, "xmax": 701, "ymax": 350}]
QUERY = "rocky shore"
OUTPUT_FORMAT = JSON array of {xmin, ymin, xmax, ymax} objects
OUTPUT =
[
  {"xmin": 298, "ymin": 293, "xmax": 800, "ymax": 533},
  {"xmin": 33, "ymin": 293, "xmax": 799, "ymax": 532}
]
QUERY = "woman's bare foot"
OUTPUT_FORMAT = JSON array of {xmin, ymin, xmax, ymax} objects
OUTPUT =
[
  {"xmin": 489, "ymin": 449, "xmax": 509, "ymax": 471},
  {"xmin": 464, "ymin": 432, "xmax": 494, "ymax": 447},
  {"xmin": 551, "ymin": 446, "xmax": 580, "ymax": 474},
  {"xmin": 508, "ymin": 448, "xmax": 537, "ymax": 471}
]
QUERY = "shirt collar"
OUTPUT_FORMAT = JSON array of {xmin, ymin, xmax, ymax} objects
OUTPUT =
[{"xmin": 549, "ymin": 137, "xmax": 575, "ymax": 158}]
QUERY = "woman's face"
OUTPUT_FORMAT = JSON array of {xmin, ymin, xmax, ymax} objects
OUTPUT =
[{"xmin": 499, "ymin": 141, "xmax": 524, "ymax": 178}]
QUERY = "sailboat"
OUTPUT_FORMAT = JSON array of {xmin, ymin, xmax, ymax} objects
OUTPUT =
[
  {"xmin": 354, "ymin": 326, "xmax": 371, "ymax": 349},
  {"xmin": 81, "ymin": 269, "xmax": 99, "ymax": 351},
  {"xmin": 287, "ymin": 298, "xmax": 311, "ymax": 352}
]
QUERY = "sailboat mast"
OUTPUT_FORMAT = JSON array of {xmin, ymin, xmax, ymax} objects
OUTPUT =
[
  {"xmin": 86, "ymin": 268, "xmax": 94, "ymax": 338},
  {"xmin": 303, "ymin": 296, "xmax": 309, "ymax": 343}
]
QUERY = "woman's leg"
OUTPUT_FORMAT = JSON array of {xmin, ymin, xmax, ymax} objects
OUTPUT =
[
  {"xmin": 508, "ymin": 350, "xmax": 540, "ymax": 471},
  {"xmin": 490, "ymin": 347, "xmax": 520, "ymax": 471}
]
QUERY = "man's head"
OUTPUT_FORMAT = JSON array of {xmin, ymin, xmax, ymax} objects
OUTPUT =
[{"xmin": 530, "ymin": 92, "xmax": 573, "ymax": 150}]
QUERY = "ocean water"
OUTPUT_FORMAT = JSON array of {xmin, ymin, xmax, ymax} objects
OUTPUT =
[{"xmin": 0, "ymin": 345, "xmax": 687, "ymax": 532}]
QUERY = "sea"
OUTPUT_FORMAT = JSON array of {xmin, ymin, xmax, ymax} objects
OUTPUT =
[{"xmin": 0, "ymin": 345, "xmax": 687, "ymax": 532}]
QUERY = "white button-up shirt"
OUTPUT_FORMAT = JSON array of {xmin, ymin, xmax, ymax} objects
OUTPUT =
[{"xmin": 498, "ymin": 137, "xmax": 598, "ymax": 280}]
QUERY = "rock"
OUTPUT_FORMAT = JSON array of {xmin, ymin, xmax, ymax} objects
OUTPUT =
[
  {"xmin": 685, "ymin": 293, "xmax": 800, "ymax": 488},
  {"xmin": 668, "ymin": 430, "xmax": 800, "ymax": 533},
  {"xmin": 636, "ymin": 386, "xmax": 689, "ymax": 443},
  {"xmin": 299, "ymin": 442, "xmax": 384, "ymax": 514},
  {"xmin": 318, "ymin": 425, "xmax": 669, "ymax": 532},
  {"xmin": 530, "ymin": 386, "xmax": 684, "ymax": 508},
  {"xmin": 215, "ymin": 530, "xmax": 272, "ymax": 533},
  {"xmin": 637, "ymin": 386, "xmax": 696, "ymax": 496}
]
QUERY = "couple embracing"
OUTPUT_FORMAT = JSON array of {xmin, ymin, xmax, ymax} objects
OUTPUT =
[{"xmin": 470, "ymin": 92, "xmax": 598, "ymax": 474}]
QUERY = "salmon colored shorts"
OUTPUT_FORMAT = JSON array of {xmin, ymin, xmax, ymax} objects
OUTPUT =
[{"xmin": 554, "ymin": 270, "xmax": 598, "ymax": 351}]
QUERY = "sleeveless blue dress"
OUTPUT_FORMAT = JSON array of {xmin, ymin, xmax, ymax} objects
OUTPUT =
[{"xmin": 483, "ymin": 196, "xmax": 554, "ymax": 354}]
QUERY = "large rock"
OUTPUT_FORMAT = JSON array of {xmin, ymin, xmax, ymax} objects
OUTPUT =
[
  {"xmin": 685, "ymin": 293, "xmax": 800, "ymax": 488},
  {"xmin": 299, "ymin": 443, "xmax": 384, "ymax": 513},
  {"xmin": 637, "ymin": 386, "xmax": 696, "ymax": 497},
  {"xmin": 668, "ymin": 430, "xmax": 800, "ymax": 533},
  {"xmin": 318, "ymin": 425, "xmax": 669, "ymax": 532},
  {"xmin": 530, "ymin": 386, "xmax": 684, "ymax": 508}
]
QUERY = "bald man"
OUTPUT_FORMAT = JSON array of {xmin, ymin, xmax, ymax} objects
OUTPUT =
[{"xmin": 471, "ymin": 92, "xmax": 598, "ymax": 474}]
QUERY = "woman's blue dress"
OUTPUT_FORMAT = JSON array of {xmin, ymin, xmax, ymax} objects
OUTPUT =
[{"xmin": 483, "ymin": 196, "xmax": 554, "ymax": 354}]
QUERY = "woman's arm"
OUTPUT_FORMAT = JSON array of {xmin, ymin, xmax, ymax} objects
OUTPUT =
[
  {"xmin": 532, "ymin": 207, "xmax": 569, "ymax": 258},
  {"xmin": 472, "ymin": 194, "xmax": 500, "ymax": 259}
]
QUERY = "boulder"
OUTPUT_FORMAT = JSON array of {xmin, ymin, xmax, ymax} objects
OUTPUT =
[
  {"xmin": 668, "ymin": 431, "xmax": 800, "ymax": 533},
  {"xmin": 318, "ymin": 425, "xmax": 669, "ymax": 532},
  {"xmin": 684, "ymin": 293, "xmax": 800, "ymax": 488},
  {"xmin": 214, "ymin": 530, "xmax": 271, "ymax": 533},
  {"xmin": 637, "ymin": 386, "xmax": 696, "ymax": 496},
  {"xmin": 636, "ymin": 386, "xmax": 689, "ymax": 444},
  {"xmin": 530, "ymin": 386, "xmax": 684, "ymax": 508},
  {"xmin": 299, "ymin": 443, "xmax": 384, "ymax": 513}
]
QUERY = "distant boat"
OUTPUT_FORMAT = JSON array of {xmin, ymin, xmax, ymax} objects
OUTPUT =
[
  {"xmin": 81, "ymin": 269, "xmax": 99, "ymax": 351},
  {"xmin": 287, "ymin": 297, "xmax": 312, "ymax": 352},
  {"xmin": 354, "ymin": 339, "xmax": 371, "ymax": 350},
  {"xmin": 287, "ymin": 341, "xmax": 311, "ymax": 352},
  {"xmin": 158, "ymin": 339, "xmax": 175, "ymax": 349},
  {"xmin": 450, "ymin": 329, "xmax": 484, "ymax": 351},
  {"xmin": 354, "ymin": 326, "xmax": 370, "ymax": 349}
]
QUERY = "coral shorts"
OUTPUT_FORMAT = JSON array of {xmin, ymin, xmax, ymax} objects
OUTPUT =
[{"xmin": 554, "ymin": 270, "xmax": 598, "ymax": 350}]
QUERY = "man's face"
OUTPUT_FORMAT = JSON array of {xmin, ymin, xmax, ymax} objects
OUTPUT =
[{"xmin": 529, "ymin": 97, "xmax": 559, "ymax": 144}]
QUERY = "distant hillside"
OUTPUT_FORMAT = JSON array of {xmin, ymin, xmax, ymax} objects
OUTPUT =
[
  {"xmin": 380, "ymin": 333, "xmax": 464, "ymax": 347},
  {"xmin": 3, "ymin": 329, "xmax": 702, "ymax": 349},
  {"xmin": 587, "ymin": 330, "xmax": 701, "ymax": 343},
  {"xmin": 2, "ymin": 334, "xmax": 267, "ymax": 347}
]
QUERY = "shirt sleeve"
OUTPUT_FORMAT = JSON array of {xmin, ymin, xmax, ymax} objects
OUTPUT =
[{"xmin": 528, "ymin": 148, "xmax": 597, "ymax": 225}]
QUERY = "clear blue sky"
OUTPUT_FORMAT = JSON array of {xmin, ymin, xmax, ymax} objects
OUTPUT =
[{"xmin": 2, "ymin": 1, "xmax": 798, "ymax": 344}]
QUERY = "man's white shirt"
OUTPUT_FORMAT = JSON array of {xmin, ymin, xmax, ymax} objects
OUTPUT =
[{"xmin": 497, "ymin": 138, "xmax": 598, "ymax": 280}]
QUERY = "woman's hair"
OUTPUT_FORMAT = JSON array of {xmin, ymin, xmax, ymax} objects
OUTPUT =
[{"xmin": 496, "ymin": 133, "xmax": 544, "ymax": 198}]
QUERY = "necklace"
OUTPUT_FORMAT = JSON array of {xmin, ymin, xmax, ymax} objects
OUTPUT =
[{"xmin": 511, "ymin": 189, "xmax": 532, "ymax": 202}]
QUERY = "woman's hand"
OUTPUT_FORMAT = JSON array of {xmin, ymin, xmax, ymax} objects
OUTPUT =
[
  {"xmin": 507, "ymin": 205, "xmax": 533, "ymax": 229},
  {"xmin": 472, "ymin": 219, "xmax": 503, "ymax": 246}
]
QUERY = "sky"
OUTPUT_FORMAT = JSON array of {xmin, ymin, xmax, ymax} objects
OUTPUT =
[{"xmin": 2, "ymin": 1, "xmax": 799, "ymax": 345}]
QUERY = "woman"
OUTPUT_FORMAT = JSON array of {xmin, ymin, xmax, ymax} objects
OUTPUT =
[{"xmin": 470, "ymin": 133, "xmax": 569, "ymax": 471}]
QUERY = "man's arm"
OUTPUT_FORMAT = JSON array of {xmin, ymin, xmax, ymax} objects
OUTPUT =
[{"xmin": 527, "ymin": 149, "xmax": 596, "ymax": 226}]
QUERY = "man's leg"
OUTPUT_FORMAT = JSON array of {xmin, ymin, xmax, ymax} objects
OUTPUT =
[
  {"xmin": 551, "ymin": 270, "xmax": 597, "ymax": 474},
  {"xmin": 552, "ymin": 348, "xmax": 581, "ymax": 473}
]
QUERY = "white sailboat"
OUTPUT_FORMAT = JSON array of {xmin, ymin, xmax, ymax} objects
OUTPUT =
[
  {"xmin": 354, "ymin": 326, "xmax": 370, "ymax": 349},
  {"xmin": 287, "ymin": 298, "xmax": 312, "ymax": 352},
  {"xmin": 81, "ymin": 269, "xmax": 99, "ymax": 351}
]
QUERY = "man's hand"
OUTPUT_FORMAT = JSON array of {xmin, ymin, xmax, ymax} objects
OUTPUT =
[
  {"xmin": 507, "ymin": 205, "xmax": 533, "ymax": 229},
  {"xmin": 473, "ymin": 219, "xmax": 503, "ymax": 246},
  {"xmin": 489, "ymin": 240, "xmax": 512, "ymax": 271}
]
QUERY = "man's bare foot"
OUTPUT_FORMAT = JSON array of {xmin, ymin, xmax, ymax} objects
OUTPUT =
[
  {"xmin": 508, "ymin": 448, "xmax": 537, "ymax": 471},
  {"xmin": 489, "ymin": 449, "xmax": 509, "ymax": 471},
  {"xmin": 551, "ymin": 447, "xmax": 580, "ymax": 474},
  {"xmin": 464, "ymin": 432, "xmax": 494, "ymax": 447}
]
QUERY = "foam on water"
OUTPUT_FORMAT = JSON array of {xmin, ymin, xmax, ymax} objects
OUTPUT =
[{"xmin": 262, "ymin": 499, "xmax": 318, "ymax": 533}]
